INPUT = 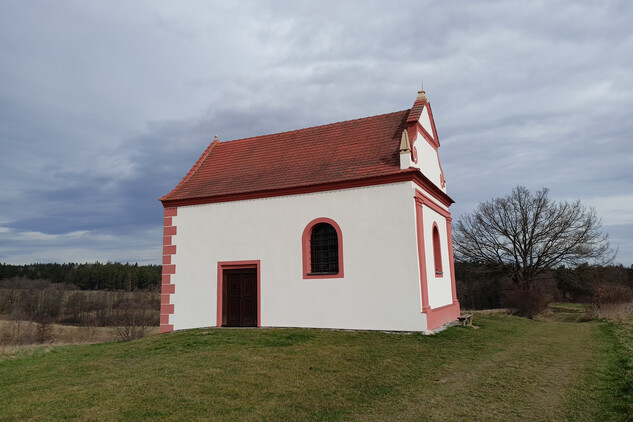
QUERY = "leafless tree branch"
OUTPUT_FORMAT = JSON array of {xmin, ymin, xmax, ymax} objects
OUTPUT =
[{"xmin": 453, "ymin": 186, "xmax": 615, "ymax": 287}]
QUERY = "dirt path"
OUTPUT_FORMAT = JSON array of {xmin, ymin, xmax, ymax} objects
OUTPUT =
[
  {"xmin": 359, "ymin": 316, "xmax": 612, "ymax": 422},
  {"xmin": 432, "ymin": 321, "xmax": 602, "ymax": 421}
]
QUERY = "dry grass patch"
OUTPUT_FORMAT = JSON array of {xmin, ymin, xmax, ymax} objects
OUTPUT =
[
  {"xmin": 0, "ymin": 319, "xmax": 160, "ymax": 360},
  {"xmin": 587, "ymin": 301, "xmax": 633, "ymax": 321}
]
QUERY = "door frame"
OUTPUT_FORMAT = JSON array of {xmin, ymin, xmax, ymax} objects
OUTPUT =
[{"xmin": 217, "ymin": 260, "xmax": 261, "ymax": 327}]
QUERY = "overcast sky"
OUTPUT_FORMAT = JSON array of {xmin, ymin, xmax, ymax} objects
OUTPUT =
[{"xmin": 1, "ymin": 0, "xmax": 632, "ymax": 266}]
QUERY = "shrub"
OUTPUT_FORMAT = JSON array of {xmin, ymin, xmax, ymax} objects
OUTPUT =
[
  {"xmin": 455, "ymin": 262, "xmax": 512, "ymax": 309},
  {"xmin": 593, "ymin": 282, "xmax": 633, "ymax": 305},
  {"xmin": 505, "ymin": 284, "xmax": 553, "ymax": 318},
  {"xmin": 585, "ymin": 302, "xmax": 633, "ymax": 320},
  {"xmin": 113, "ymin": 295, "xmax": 159, "ymax": 341},
  {"xmin": 34, "ymin": 317, "xmax": 56, "ymax": 344},
  {"xmin": 62, "ymin": 291, "xmax": 88, "ymax": 324},
  {"xmin": 5, "ymin": 309, "xmax": 34, "ymax": 345}
]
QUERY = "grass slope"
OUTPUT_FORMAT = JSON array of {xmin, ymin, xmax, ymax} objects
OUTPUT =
[{"xmin": 0, "ymin": 314, "xmax": 629, "ymax": 421}]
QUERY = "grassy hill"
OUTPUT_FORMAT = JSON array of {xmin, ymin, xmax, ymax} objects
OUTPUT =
[{"xmin": 0, "ymin": 312, "xmax": 630, "ymax": 421}]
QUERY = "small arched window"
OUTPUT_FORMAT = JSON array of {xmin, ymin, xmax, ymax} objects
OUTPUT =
[
  {"xmin": 310, "ymin": 223, "xmax": 339, "ymax": 274},
  {"xmin": 432, "ymin": 224, "xmax": 443, "ymax": 276},
  {"xmin": 302, "ymin": 218, "xmax": 344, "ymax": 279}
]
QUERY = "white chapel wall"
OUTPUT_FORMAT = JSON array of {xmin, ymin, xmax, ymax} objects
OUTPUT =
[
  {"xmin": 415, "ymin": 136, "xmax": 445, "ymax": 193},
  {"xmin": 421, "ymin": 205, "xmax": 454, "ymax": 308},
  {"xmin": 169, "ymin": 181, "xmax": 430, "ymax": 332}
]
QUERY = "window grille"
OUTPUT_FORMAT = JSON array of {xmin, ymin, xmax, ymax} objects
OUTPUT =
[{"xmin": 310, "ymin": 223, "xmax": 339, "ymax": 274}]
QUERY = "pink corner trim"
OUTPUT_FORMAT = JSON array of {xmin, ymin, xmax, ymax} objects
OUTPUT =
[
  {"xmin": 161, "ymin": 206, "xmax": 177, "ymax": 333},
  {"xmin": 426, "ymin": 302, "xmax": 460, "ymax": 330},
  {"xmin": 446, "ymin": 219, "xmax": 459, "ymax": 304},
  {"xmin": 164, "ymin": 208, "xmax": 178, "ymax": 217},
  {"xmin": 159, "ymin": 324, "xmax": 174, "ymax": 333}
]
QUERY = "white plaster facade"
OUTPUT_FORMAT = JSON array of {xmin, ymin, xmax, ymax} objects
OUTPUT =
[
  {"xmin": 170, "ymin": 182, "xmax": 443, "ymax": 331},
  {"xmin": 164, "ymin": 180, "xmax": 458, "ymax": 332},
  {"xmin": 421, "ymin": 201, "xmax": 454, "ymax": 308},
  {"xmin": 413, "ymin": 135, "xmax": 446, "ymax": 193}
]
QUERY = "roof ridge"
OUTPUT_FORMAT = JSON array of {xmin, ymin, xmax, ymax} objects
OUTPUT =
[
  {"xmin": 218, "ymin": 109, "xmax": 411, "ymax": 145},
  {"xmin": 158, "ymin": 139, "xmax": 219, "ymax": 202}
]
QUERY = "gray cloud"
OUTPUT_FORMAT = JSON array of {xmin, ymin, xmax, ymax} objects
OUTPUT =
[{"xmin": 1, "ymin": 0, "xmax": 631, "ymax": 265}]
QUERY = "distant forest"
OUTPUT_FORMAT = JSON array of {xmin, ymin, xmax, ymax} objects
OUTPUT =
[{"xmin": 0, "ymin": 262, "xmax": 161, "ymax": 291}]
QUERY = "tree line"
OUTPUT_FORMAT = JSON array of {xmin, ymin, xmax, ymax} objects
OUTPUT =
[
  {"xmin": 0, "ymin": 262, "xmax": 161, "ymax": 291},
  {"xmin": 455, "ymin": 262, "xmax": 633, "ymax": 314}
]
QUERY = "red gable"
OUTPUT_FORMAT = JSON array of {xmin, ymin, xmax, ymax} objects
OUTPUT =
[{"xmin": 160, "ymin": 108, "xmax": 453, "ymax": 207}]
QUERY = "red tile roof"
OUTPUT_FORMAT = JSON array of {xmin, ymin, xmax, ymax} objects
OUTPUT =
[
  {"xmin": 407, "ymin": 99, "xmax": 426, "ymax": 123},
  {"xmin": 160, "ymin": 109, "xmax": 421, "ymax": 204}
]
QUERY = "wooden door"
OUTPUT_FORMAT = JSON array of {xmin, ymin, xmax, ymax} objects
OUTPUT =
[{"xmin": 223, "ymin": 268, "xmax": 257, "ymax": 327}]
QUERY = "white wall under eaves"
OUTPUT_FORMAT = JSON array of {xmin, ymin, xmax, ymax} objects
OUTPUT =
[{"xmin": 169, "ymin": 181, "xmax": 430, "ymax": 332}]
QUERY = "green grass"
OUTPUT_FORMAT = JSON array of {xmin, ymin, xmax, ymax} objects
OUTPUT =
[
  {"xmin": 0, "ymin": 313, "xmax": 630, "ymax": 421},
  {"xmin": 547, "ymin": 302, "xmax": 590, "ymax": 323},
  {"xmin": 549, "ymin": 302, "xmax": 590, "ymax": 312},
  {"xmin": 608, "ymin": 314, "xmax": 633, "ymax": 419}
]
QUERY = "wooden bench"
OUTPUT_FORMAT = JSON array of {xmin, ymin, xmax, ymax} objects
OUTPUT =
[{"xmin": 457, "ymin": 314, "xmax": 473, "ymax": 327}]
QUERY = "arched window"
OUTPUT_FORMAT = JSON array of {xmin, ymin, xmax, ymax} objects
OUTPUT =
[
  {"xmin": 302, "ymin": 218, "xmax": 344, "ymax": 279},
  {"xmin": 310, "ymin": 223, "xmax": 338, "ymax": 274},
  {"xmin": 432, "ymin": 224, "xmax": 443, "ymax": 276}
]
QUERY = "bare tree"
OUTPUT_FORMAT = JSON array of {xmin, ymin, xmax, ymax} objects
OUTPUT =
[
  {"xmin": 113, "ymin": 296, "xmax": 155, "ymax": 341},
  {"xmin": 453, "ymin": 186, "xmax": 614, "ymax": 288}
]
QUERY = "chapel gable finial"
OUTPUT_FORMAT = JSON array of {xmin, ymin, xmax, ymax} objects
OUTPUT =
[{"xmin": 416, "ymin": 81, "xmax": 427, "ymax": 101}]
